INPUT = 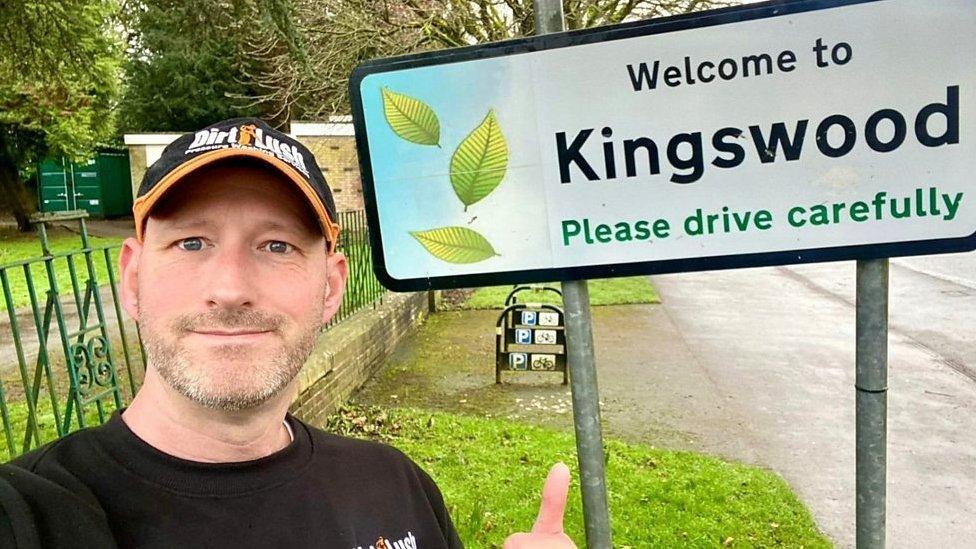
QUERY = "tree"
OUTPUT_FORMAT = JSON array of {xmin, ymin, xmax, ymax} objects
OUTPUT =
[
  {"xmin": 117, "ymin": 0, "xmax": 305, "ymax": 132},
  {"xmin": 239, "ymin": 0, "xmax": 737, "ymax": 120},
  {"xmin": 0, "ymin": 0, "xmax": 122, "ymax": 231},
  {"xmin": 119, "ymin": 1, "xmax": 736, "ymax": 131}
]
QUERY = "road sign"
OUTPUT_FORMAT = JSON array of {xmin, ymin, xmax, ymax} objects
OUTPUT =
[{"xmin": 350, "ymin": 0, "xmax": 976, "ymax": 291}]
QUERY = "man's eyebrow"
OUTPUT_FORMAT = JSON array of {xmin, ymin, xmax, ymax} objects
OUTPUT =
[
  {"xmin": 161, "ymin": 219, "xmax": 216, "ymax": 232},
  {"xmin": 161, "ymin": 219, "xmax": 303, "ymax": 233},
  {"xmin": 252, "ymin": 219, "xmax": 326, "ymax": 244},
  {"xmin": 155, "ymin": 218, "xmax": 319, "ymax": 240},
  {"xmin": 253, "ymin": 220, "xmax": 294, "ymax": 232},
  {"xmin": 252, "ymin": 219, "xmax": 314, "ymax": 235}
]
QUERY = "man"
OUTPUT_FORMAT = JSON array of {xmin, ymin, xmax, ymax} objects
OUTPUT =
[{"xmin": 0, "ymin": 118, "xmax": 575, "ymax": 548}]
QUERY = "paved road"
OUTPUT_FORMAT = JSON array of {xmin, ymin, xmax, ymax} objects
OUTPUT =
[{"xmin": 642, "ymin": 253, "xmax": 976, "ymax": 548}]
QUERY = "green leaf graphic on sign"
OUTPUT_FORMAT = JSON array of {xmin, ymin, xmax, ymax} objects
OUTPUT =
[
  {"xmin": 450, "ymin": 109, "xmax": 508, "ymax": 211},
  {"xmin": 381, "ymin": 87, "xmax": 441, "ymax": 146},
  {"xmin": 410, "ymin": 226, "xmax": 499, "ymax": 264}
]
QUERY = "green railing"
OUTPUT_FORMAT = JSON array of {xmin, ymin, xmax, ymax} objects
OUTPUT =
[
  {"xmin": 329, "ymin": 210, "xmax": 386, "ymax": 326},
  {"xmin": 0, "ymin": 209, "xmax": 385, "ymax": 460},
  {"xmin": 0, "ymin": 212, "xmax": 131, "ymax": 461}
]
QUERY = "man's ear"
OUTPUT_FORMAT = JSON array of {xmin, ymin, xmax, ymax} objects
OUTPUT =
[
  {"xmin": 118, "ymin": 237, "xmax": 142, "ymax": 321},
  {"xmin": 321, "ymin": 251, "xmax": 349, "ymax": 324}
]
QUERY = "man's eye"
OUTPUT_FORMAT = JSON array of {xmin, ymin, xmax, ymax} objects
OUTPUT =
[
  {"xmin": 265, "ymin": 241, "xmax": 293, "ymax": 254},
  {"xmin": 177, "ymin": 237, "xmax": 205, "ymax": 251}
]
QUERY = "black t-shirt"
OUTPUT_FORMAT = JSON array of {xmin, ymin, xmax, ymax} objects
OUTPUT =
[{"xmin": 1, "ymin": 412, "xmax": 463, "ymax": 549}]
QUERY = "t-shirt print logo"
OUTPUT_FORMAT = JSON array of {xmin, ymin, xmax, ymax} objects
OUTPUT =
[{"xmin": 353, "ymin": 531, "xmax": 417, "ymax": 549}]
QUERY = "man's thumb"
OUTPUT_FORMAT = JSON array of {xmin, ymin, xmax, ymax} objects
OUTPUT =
[{"xmin": 532, "ymin": 462, "xmax": 571, "ymax": 535}]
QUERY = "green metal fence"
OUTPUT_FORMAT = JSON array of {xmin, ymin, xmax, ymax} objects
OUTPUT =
[
  {"xmin": 0, "ymin": 209, "xmax": 385, "ymax": 460},
  {"xmin": 329, "ymin": 210, "xmax": 386, "ymax": 326},
  {"xmin": 0, "ymin": 212, "xmax": 131, "ymax": 461}
]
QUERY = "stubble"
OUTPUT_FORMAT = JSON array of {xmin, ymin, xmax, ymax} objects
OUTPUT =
[{"xmin": 141, "ymin": 307, "xmax": 321, "ymax": 411}]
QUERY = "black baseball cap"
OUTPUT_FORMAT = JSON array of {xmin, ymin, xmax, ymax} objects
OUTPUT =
[{"xmin": 133, "ymin": 117, "xmax": 341, "ymax": 253}]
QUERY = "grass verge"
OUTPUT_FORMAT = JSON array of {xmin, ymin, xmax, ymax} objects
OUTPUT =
[
  {"xmin": 460, "ymin": 277, "xmax": 660, "ymax": 310},
  {"xmin": 0, "ymin": 227, "xmax": 125, "ymax": 312},
  {"xmin": 0, "ymin": 392, "xmax": 122, "ymax": 462},
  {"xmin": 327, "ymin": 405, "xmax": 831, "ymax": 548}
]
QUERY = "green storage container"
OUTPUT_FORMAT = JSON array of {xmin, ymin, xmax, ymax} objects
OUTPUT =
[{"xmin": 37, "ymin": 151, "xmax": 133, "ymax": 217}]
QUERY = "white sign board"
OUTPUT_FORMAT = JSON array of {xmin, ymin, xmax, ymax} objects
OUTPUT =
[{"xmin": 350, "ymin": 0, "xmax": 976, "ymax": 291}]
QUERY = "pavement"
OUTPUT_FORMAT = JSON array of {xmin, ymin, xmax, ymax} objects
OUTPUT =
[
  {"xmin": 356, "ymin": 252, "xmax": 976, "ymax": 549},
  {"xmin": 648, "ymin": 258, "xmax": 976, "ymax": 549}
]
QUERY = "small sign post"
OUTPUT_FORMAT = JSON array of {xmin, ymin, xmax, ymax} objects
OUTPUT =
[{"xmin": 494, "ymin": 301, "xmax": 568, "ymax": 384}]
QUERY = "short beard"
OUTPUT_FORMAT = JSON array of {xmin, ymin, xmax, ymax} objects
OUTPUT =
[{"xmin": 141, "ymin": 308, "xmax": 320, "ymax": 412}]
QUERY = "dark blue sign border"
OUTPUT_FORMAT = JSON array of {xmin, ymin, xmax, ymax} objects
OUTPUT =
[{"xmin": 349, "ymin": 0, "xmax": 975, "ymax": 292}]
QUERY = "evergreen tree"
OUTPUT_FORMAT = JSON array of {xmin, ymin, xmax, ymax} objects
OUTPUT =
[
  {"xmin": 0, "ymin": 0, "xmax": 122, "ymax": 230},
  {"xmin": 118, "ymin": 0, "xmax": 304, "ymax": 132}
]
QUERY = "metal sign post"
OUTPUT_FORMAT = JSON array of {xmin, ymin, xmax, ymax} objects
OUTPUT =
[
  {"xmin": 855, "ymin": 258, "xmax": 889, "ymax": 548},
  {"xmin": 534, "ymin": 3, "xmax": 613, "ymax": 548},
  {"xmin": 560, "ymin": 279, "xmax": 613, "ymax": 548}
]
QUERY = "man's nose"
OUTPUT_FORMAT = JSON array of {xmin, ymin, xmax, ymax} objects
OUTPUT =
[{"xmin": 206, "ymin": 244, "xmax": 257, "ymax": 308}]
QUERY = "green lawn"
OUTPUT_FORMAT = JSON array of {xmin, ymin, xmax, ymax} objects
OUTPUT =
[
  {"xmin": 1, "ymin": 397, "xmax": 832, "ymax": 546},
  {"xmin": 0, "ymin": 227, "xmax": 124, "ymax": 312},
  {"xmin": 327, "ymin": 405, "xmax": 831, "ymax": 548},
  {"xmin": 460, "ymin": 276, "xmax": 660, "ymax": 310},
  {"xmin": 0, "ymin": 390, "xmax": 122, "ymax": 461}
]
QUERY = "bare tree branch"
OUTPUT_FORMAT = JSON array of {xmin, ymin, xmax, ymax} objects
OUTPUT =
[{"xmin": 232, "ymin": 0, "xmax": 737, "ymax": 119}]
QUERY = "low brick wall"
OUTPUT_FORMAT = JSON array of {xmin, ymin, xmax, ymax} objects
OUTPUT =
[{"xmin": 289, "ymin": 291, "xmax": 429, "ymax": 425}]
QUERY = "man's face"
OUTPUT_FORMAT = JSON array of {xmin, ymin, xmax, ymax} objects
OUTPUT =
[{"xmin": 119, "ymin": 163, "xmax": 347, "ymax": 411}]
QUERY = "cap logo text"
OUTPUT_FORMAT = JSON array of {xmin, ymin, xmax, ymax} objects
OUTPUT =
[{"xmin": 187, "ymin": 123, "xmax": 310, "ymax": 177}]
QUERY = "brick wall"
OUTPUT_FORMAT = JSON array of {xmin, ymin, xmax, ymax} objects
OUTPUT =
[
  {"xmin": 289, "ymin": 291, "xmax": 429, "ymax": 425},
  {"xmin": 128, "ymin": 147, "xmax": 147, "ymax": 199},
  {"xmin": 302, "ymin": 136, "xmax": 364, "ymax": 212}
]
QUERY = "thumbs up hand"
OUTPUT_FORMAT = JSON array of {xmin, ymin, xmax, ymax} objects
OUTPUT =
[{"xmin": 502, "ymin": 463, "xmax": 577, "ymax": 549}]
